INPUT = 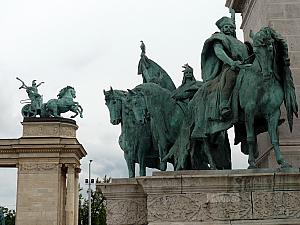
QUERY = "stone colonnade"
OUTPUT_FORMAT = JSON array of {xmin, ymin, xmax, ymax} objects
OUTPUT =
[{"xmin": 0, "ymin": 118, "xmax": 87, "ymax": 225}]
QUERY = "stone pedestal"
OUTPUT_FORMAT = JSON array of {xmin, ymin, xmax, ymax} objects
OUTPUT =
[
  {"xmin": 98, "ymin": 170, "xmax": 300, "ymax": 225},
  {"xmin": 226, "ymin": 0, "xmax": 300, "ymax": 168},
  {"xmin": 0, "ymin": 118, "xmax": 87, "ymax": 225}
]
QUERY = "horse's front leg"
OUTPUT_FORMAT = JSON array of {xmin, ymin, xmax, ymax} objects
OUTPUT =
[
  {"xmin": 267, "ymin": 110, "xmax": 292, "ymax": 168},
  {"xmin": 158, "ymin": 145, "xmax": 167, "ymax": 171},
  {"xmin": 245, "ymin": 112, "xmax": 256, "ymax": 169},
  {"xmin": 124, "ymin": 152, "xmax": 135, "ymax": 178},
  {"xmin": 78, "ymin": 105, "xmax": 83, "ymax": 118},
  {"xmin": 71, "ymin": 112, "xmax": 78, "ymax": 118},
  {"xmin": 70, "ymin": 105, "xmax": 79, "ymax": 118},
  {"xmin": 138, "ymin": 149, "xmax": 146, "ymax": 177},
  {"xmin": 203, "ymin": 138, "xmax": 216, "ymax": 170}
]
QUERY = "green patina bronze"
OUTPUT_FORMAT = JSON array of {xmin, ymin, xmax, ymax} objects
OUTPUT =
[
  {"xmin": 138, "ymin": 41, "xmax": 176, "ymax": 91},
  {"xmin": 104, "ymin": 87, "xmax": 160, "ymax": 177},
  {"xmin": 105, "ymin": 8, "xmax": 298, "ymax": 177},
  {"xmin": 17, "ymin": 77, "xmax": 44, "ymax": 117},
  {"xmin": 0, "ymin": 208, "xmax": 4, "ymax": 225},
  {"xmin": 17, "ymin": 78, "xmax": 83, "ymax": 119}
]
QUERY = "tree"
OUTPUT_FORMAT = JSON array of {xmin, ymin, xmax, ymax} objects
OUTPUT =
[
  {"xmin": 78, "ymin": 176, "xmax": 111, "ymax": 225},
  {"xmin": 0, "ymin": 206, "xmax": 15, "ymax": 225}
]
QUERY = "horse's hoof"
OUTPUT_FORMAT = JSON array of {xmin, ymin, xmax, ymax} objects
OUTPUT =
[
  {"xmin": 209, "ymin": 165, "xmax": 217, "ymax": 170},
  {"xmin": 160, "ymin": 162, "xmax": 167, "ymax": 171},
  {"xmin": 248, "ymin": 165, "xmax": 257, "ymax": 169},
  {"xmin": 280, "ymin": 161, "xmax": 292, "ymax": 168}
]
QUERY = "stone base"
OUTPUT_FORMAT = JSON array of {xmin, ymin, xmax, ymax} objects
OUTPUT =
[
  {"xmin": 97, "ymin": 169, "xmax": 300, "ymax": 225},
  {"xmin": 0, "ymin": 118, "xmax": 87, "ymax": 225}
]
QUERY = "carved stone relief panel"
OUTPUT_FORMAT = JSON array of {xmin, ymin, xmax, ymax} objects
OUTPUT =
[
  {"xmin": 19, "ymin": 163, "xmax": 59, "ymax": 174},
  {"xmin": 23, "ymin": 124, "xmax": 59, "ymax": 137},
  {"xmin": 147, "ymin": 192, "xmax": 252, "ymax": 223},
  {"xmin": 61, "ymin": 126, "xmax": 76, "ymax": 137},
  {"xmin": 106, "ymin": 199, "xmax": 147, "ymax": 225},
  {"xmin": 253, "ymin": 191, "xmax": 300, "ymax": 220}
]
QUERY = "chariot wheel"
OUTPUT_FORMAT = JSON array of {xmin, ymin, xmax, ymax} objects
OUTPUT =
[{"xmin": 21, "ymin": 104, "xmax": 37, "ymax": 118}]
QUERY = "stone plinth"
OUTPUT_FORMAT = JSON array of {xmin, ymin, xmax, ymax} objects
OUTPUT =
[
  {"xmin": 98, "ymin": 170, "xmax": 300, "ymax": 225},
  {"xmin": 226, "ymin": 0, "xmax": 300, "ymax": 168},
  {"xmin": 0, "ymin": 118, "xmax": 87, "ymax": 225},
  {"xmin": 22, "ymin": 117, "xmax": 78, "ymax": 138},
  {"xmin": 100, "ymin": 178, "xmax": 147, "ymax": 225}
]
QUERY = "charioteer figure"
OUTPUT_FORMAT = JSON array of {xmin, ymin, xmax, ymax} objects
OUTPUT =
[
  {"xmin": 17, "ymin": 77, "xmax": 44, "ymax": 110},
  {"xmin": 17, "ymin": 77, "xmax": 44, "ymax": 117}
]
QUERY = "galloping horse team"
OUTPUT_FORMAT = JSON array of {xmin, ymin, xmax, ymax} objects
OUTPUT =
[
  {"xmin": 105, "ymin": 11, "xmax": 298, "ymax": 177},
  {"xmin": 17, "ymin": 77, "xmax": 83, "ymax": 119}
]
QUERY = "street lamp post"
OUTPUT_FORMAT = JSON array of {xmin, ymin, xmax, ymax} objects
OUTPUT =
[{"xmin": 88, "ymin": 160, "xmax": 93, "ymax": 225}]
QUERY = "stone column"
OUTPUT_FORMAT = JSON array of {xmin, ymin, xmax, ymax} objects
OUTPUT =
[
  {"xmin": 16, "ymin": 162, "xmax": 61, "ymax": 225},
  {"xmin": 226, "ymin": 0, "xmax": 300, "ymax": 168},
  {"xmin": 60, "ymin": 165, "xmax": 67, "ymax": 225},
  {"xmin": 66, "ymin": 164, "xmax": 75, "ymax": 225},
  {"xmin": 74, "ymin": 168, "xmax": 80, "ymax": 225}
]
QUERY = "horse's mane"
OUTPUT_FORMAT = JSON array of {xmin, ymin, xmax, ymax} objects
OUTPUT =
[
  {"xmin": 134, "ymin": 83, "xmax": 175, "ymax": 111},
  {"xmin": 254, "ymin": 27, "xmax": 298, "ymax": 131},
  {"xmin": 104, "ymin": 89, "xmax": 127, "ymax": 101},
  {"xmin": 57, "ymin": 86, "xmax": 74, "ymax": 99},
  {"xmin": 254, "ymin": 27, "xmax": 289, "ymax": 78},
  {"xmin": 133, "ymin": 83, "xmax": 176, "ymax": 141}
]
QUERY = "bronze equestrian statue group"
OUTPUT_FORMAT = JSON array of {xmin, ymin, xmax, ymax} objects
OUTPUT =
[
  {"xmin": 17, "ymin": 77, "xmax": 83, "ymax": 119},
  {"xmin": 105, "ymin": 8, "xmax": 298, "ymax": 177}
]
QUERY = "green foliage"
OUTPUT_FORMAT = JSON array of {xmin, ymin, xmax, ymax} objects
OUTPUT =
[
  {"xmin": 0, "ymin": 206, "xmax": 15, "ymax": 225},
  {"xmin": 78, "ymin": 176, "xmax": 110, "ymax": 225}
]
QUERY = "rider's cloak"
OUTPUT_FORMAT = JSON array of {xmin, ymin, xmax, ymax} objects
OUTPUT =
[{"xmin": 191, "ymin": 32, "xmax": 249, "ymax": 139}]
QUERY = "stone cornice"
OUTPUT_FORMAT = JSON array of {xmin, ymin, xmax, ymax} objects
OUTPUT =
[
  {"xmin": 225, "ymin": 0, "xmax": 257, "ymax": 29},
  {"xmin": 23, "ymin": 117, "xmax": 77, "ymax": 125},
  {"xmin": 225, "ymin": 0, "xmax": 245, "ymax": 13},
  {"xmin": 0, "ymin": 143, "xmax": 87, "ymax": 159}
]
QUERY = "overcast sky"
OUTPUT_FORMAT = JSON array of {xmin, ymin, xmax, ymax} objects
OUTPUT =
[{"xmin": 0, "ymin": 0, "xmax": 249, "ymax": 209}]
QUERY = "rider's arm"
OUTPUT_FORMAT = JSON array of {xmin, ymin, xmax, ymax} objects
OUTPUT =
[
  {"xmin": 36, "ymin": 82, "xmax": 44, "ymax": 87},
  {"xmin": 213, "ymin": 42, "xmax": 239, "ymax": 69}
]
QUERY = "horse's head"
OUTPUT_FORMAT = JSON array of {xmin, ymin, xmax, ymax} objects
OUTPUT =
[
  {"xmin": 104, "ymin": 87, "xmax": 124, "ymax": 125},
  {"xmin": 252, "ymin": 27, "xmax": 277, "ymax": 78},
  {"xmin": 70, "ymin": 88, "xmax": 76, "ymax": 98},
  {"xmin": 58, "ymin": 86, "xmax": 76, "ymax": 99},
  {"xmin": 126, "ymin": 88, "xmax": 148, "ymax": 125}
]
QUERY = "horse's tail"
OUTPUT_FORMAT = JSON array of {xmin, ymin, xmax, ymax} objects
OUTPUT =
[{"xmin": 283, "ymin": 67, "xmax": 298, "ymax": 132}]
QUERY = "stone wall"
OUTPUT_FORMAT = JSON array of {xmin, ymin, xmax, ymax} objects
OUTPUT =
[{"xmin": 98, "ymin": 170, "xmax": 300, "ymax": 225}]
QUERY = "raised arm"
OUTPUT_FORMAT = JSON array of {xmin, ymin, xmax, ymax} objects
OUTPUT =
[
  {"xmin": 16, "ymin": 77, "xmax": 28, "ymax": 89},
  {"xmin": 36, "ymin": 81, "xmax": 44, "ymax": 87}
]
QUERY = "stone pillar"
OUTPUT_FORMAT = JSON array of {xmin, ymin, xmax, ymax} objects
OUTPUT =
[
  {"xmin": 9, "ymin": 118, "xmax": 87, "ymax": 225},
  {"xmin": 60, "ymin": 165, "xmax": 67, "ymax": 225},
  {"xmin": 16, "ymin": 162, "xmax": 61, "ymax": 225},
  {"xmin": 226, "ymin": 0, "xmax": 300, "ymax": 168},
  {"xmin": 66, "ymin": 164, "xmax": 75, "ymax": 225},
  {"xmin": 74, "ymin": 168, "xmax": 80, "ymax": 225}
]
